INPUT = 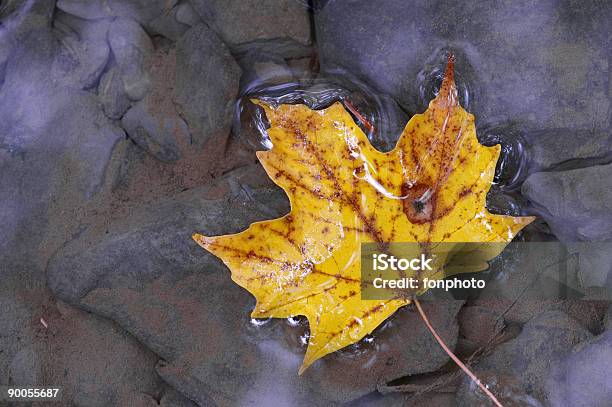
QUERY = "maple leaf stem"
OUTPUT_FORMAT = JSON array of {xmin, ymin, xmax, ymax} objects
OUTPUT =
[
  {"xmin": 342, "ymin": 99, "xmax": 374, "ymax": 133},
  {"xmin": 413, "ymin": 297, "xmax": 504, "ymax": 407}
]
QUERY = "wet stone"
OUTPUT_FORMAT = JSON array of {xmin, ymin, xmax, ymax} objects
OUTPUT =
[
  {"xmin": 47, "ymin": 164, "xmax": 464, "ymax": 405},
  {"xmin": 547, "ymin": 330, "xmax": 612, "ymax": 407},
  {"xmin": 525, "ymin": 128, "xmax": 612, "ymax": 173},
  {"xmin": 456, "ymin": 310, "xmax": 592, "ymax": 406},
  {"xmin": 175, "ymin": 1, "xmax": 201, "ymax": 27},
  {"xmin": 233, "ymin": 43, "xmax": 298, "ymax": 87},
  {"xmin": 303, "ymin": 300, "xmax": 463, "ymax": 403},
  {"xmin": 458, "ymin": 305, "xmax": 504, "ymax": 348},
  {"xmin": 50, "ymin": 30, "xmax": 110, "ymax": 89},
  {"xmin": 315, "ymin": 0, "xmax": 611, "ymax": 131},
  {"xmin": 188, "ymin": 0, "xmax": 311, "ymax": 46},
  {"xmin": 174, "ymin": 23, "xmax": 241, "ymax": 148},
  {"xmin": 108, "ymin": 18, "xmax": 153, "ymax": 101},
  {"xmin": 522, "ymin": 164, "xmax": 612, "ymax": 242},
  {"xmin": 117, "ymin": 23, "xmax": 241, "ymax": 159},
  {"xmin": 56, "ymin": 0, "xmax": 177, "ymax": 25},
  {"xmin": 121, "ymin": 98, "xmax": 190, "ymax": 163},
  {"xmin": 98, "ymin": 65, "xmax": 132, "ymax": 120},
  {"xmin": 44, "ymin": 302, "xmax": 164, "ymax": 407},
  {"xmin": 0, "ymin": 28, "xmax": 124, "ymax": 257},
  {"xmin": 146, "ymin": 1, "xmax": 191, "ymax": 41}
]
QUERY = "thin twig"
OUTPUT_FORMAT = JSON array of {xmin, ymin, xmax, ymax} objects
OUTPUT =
[{"xmin": 413, "ymin": 297, "xmax": 504, "ymax": 407}]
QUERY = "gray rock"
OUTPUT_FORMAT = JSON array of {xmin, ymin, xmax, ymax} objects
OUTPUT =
[
  {"xmin": 48, "ymin": 164, "xmax": 464, "ymax": 405},
  {"xmin": 315, "ymin": 0, "xmax": 611, "ymax": 131},
  {"xmin": 51, "ymin": 32, "xmax": 110, "ymax": 89},
  {"xmin": 53, "ymin": 10, "xmax": 112, "ymax": 43},
  {"xmin": 118, "ymin": 23, "xmax": 240, "ymax": 160},
  {"xmin": 174, "ymin": 23, "xmax": 241, "ymax": 148},
  {"xmin": 231, "ymin": 38, "xmax": 313, "ymax": 86},
  {"xmin": 456, "ymin": 310, "xmax": 592, "ymax": 406},
  {"xmin": 99, "ymin": 65, "xmax": 132, "ymax": 119},
  {"xmin": 473, "ymin": 241, "xmax": 608, "ymax": 334},
  {"xmin": 8, "ymin": 346, "xmax": 41, "ymax": 386},
  {"xmin": 48, "ymin": 302, "xmax": 163, "ymax": 407},
  {"xmin": 108, "ymin": 18, "xmax": 153, "ymax": 101},
  {"xmin": 547, "ymin": 330, "xmax": 612, "ymax": 407},
  {"xmin": 304, "ymin": 300, "xmax": 463, "ymax": 403},
  {"xmin": 522, "ymin": 164, "xmax": 612, "ymax": 241},
  {"xmin": 0, "ymin": 0, "xmax": 27, "ymax": 20},
  {"xmin": 121, "ymin": 99, "xmax": 190, "ymax": 162},
  {"xmin": 146, "ymin": 3, "xmax": 191, "ymax": 41},
  {"xmin": 0, "ymin": 28, "xmax": 125, "ymax": 260},
  {"xmin": 175, "ymin": 1, "xmax": 201, "ymax": 26},
  {"xmin": 527, "ymin": 129, "xmax": 612, "ymax": 172},
  {"xmin": 515, "ymin": 311, "xmax": 592, "ymax": 399},
  {"xmin": 354, "ymin": 392, "xmax": 456, "ymax": 407},
  {"xmin": 188, "ymin": 0, "xmax": 311, "ymax": 46},
  {"xmin": 4, "ymin": 10, "xmax": 111, "ymax": 92},
  {"xmin": 159, "ymin": 387, "xmax": 199, "ymax": 407},
  {"xmin": 47, "ymin": 165, "xmax": 289, "ymax": 304},
  {"xmin": 0, "ymin": 0, "xmax": 54, "ymax": 41},
  {"xmin": 0, "ymin": 12, "xmax": 171, "ymax": 407},
  {"xmin": 458, "ymin": 305, "xmax": 504, "ymax": 347},
  {"xmin": 0, "ymin": 0, "xmax": 54, "ymax": 92},
  {"xmin": 56, "ymin": 0, "xmax": 178, "ymax": 25},
  {"xmin": 473, "ymin": 243, "xmax": 582, "ymax": 325},
  {"xmin": 235, "ymin": 46, "xmax": 296, "ymax": 87},
  {"xmin": 565, "ymin": 244, "xmax": 612, "ymax": 290},
  {"xmin": 0, "ymin": 278, "xmax": 166, "ymax": 407}
]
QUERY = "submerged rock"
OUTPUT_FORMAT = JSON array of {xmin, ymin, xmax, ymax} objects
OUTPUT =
[
  {"xmin": 121, "ymin": 97, "xmax": 190, "ymax": 163},
  {"xmin": 108, "ymin": 18, "xmax": 153, "ymax": 101},
  {"xmin": 47, "ymin": 165, "xmax": 289, "ymax": 309},
  {"xmin": 1, "ymin": 281, "xmax": 167, "ymax": 407},
  {"xmin": 304, "ymin": 300, "xmax": 463, "ymax": 403},
  {"xmin": 0, "ymin": 28, "xmax": 124, "ymax": 259},
  {"xmin": 315, "ymin": 0, "xmax": 611, "ymax": 131},
  {"xmin": 522, "ymin": 164, "xmax": 612, "ymax": 242},
  {"xmin": 51, "ymin": 28, "xmax": 110, "ymax": 89},
  {"xmin": 188, "ymin": 0, "xmax": 311, "ymax": 46},
  {"xmin": 456, "ymin": 310, "xmax": 592, "ymax": 406},
  {"xmin": 98, "ymin": 65, "xmax": 132, "ymax": 120},
  {"xmin": 526, "ymin": 129, "xmax": 612, "ymax": 172},
  {"xmin": 547, "ymin": 330, "xmax": 612, "ymax": 407},
  {"xmin": 175, "ymin": 1, "xmax": 201, "ymax": 27},
  {"xmin": 48, "ymin": 164, "xmax": 464, "ymax": 405},
  {"xmin": 174, "ymin": 23, "xmax": 241, "ymax": 148},
  {"xmin": 44, "ymin": 302, "xmax": 163, "ymax": 407},
  {"xmin": 117, "ymin": 23, "xmax": 241, "ymax": 160},
  {"xmin": 146, "ymin": 2, "xmax": 191, "ymax": 41},
  {"xmin": 56, "ymin": 0, "xmax": 177, "ymax": 25}
]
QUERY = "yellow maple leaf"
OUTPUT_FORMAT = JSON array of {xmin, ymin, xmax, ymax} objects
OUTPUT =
[{"xmin": 193, "ymin": 59, "xmax": 534, "ymax": 374}]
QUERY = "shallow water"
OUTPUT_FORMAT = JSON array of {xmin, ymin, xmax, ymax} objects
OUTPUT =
[
  {"xmin": 235, "ymin": 51, "xmax": 532, "ymax": 217},
  {"xmin": 233, "ymin": 69, "xmax": 405, "ymax": 153},
  {"xmin": 232, "ymin": 51, "xmax": 554, "ymax": 401}
]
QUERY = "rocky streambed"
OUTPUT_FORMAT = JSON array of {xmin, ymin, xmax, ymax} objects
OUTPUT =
[{"xmin": 1, "ymin": 1, "xmax": 611, "ymax": 406}]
